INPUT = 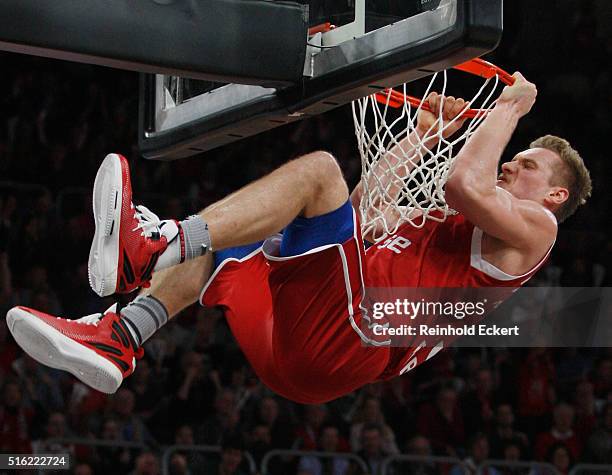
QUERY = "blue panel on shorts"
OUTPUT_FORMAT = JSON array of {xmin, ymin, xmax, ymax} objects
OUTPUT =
[
  {"xmin": 213, "ymin": 201, "xmax": 354, "ymax": 267},
  {"xmin": 214, "ymin": 241, "xmax": 264, "ymax": 268},
  {"xmin": 279, "ymin": 200, "xmax": 354, "ymax": 257}
]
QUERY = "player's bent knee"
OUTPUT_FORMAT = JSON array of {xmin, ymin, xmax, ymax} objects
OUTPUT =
[
  {"xmin": 300, "ymin": 152, "xmax": 348, "ymax": 217},
  {"xmin": 306, "ymin": 151, "xmax": 347, "ymax": 191},
  {"xmin": 309, "ymin": 150, "xmax": 339, "ymax": 173}
]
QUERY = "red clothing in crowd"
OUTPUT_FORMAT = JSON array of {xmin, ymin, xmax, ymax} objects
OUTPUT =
[
  {"xmin": 517, "ymin": 351, "xmax": 556, "ymax": 418},
  {"xmin": 535, "ymin": 430, "xmax": 581, "ymax": 460},
  {"xmin": 416, "ymin": 402, "xmax": 465, "ymax": 454}
]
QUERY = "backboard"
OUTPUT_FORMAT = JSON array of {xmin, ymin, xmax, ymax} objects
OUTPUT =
[{"xmin": 139, "ymin": 0, "xmax": 503, "ymax": 160}]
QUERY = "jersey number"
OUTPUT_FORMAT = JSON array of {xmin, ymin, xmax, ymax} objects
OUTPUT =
[{"xmin": 378, "ymin": 236, "xmax": 412, "ymax": 254}]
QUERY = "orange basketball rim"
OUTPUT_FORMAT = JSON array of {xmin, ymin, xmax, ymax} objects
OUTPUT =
[{"xmin": 375, "ymin": 58, "xmax": 515, "ymax": 119}]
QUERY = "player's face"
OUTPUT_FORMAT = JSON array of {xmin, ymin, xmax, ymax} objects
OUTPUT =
[{"xmin": 497, "ymin": 148, "xmax": 563, "ymax": 203}]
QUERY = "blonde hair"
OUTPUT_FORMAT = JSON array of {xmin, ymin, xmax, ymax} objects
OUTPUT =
[{"xmin": 529, "ymin": 135, "xmax": 592, "ymax": 223}]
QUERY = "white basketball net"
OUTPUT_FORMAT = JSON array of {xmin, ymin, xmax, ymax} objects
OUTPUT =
[{"xmin": 352, "ymin": 68, "xmax": 506, "ymax": 243}]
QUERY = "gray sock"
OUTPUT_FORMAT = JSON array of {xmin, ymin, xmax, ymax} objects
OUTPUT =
[
  {"xmin": 180, "ymin": 215, "xmax": 213, "ymax": 260},
  {"xmin": 120, "ymin": 295, "xmax": 168, "ymax": 346}
]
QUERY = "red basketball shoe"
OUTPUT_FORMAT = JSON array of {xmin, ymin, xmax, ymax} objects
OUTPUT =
[
  {"xmin": 88, "ymin": 154, "xmax": 169, "ymax": 297},
  {"xmin": 6, "ymin": 305, "xmax": 143, "ymax": 394}
]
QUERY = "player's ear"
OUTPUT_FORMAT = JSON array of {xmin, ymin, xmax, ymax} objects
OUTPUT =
[{"xmin": 545, "ymin": 186, "xmax": 569, "ymax": 207}]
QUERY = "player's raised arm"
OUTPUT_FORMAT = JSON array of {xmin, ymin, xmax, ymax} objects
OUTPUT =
[
  {"xmin": 444, "ymin": 73, "xmax": 557, "ymax": 248},
  {"xmin": 351, "ymin": 93, "xmax": 468, "ymax": 235}
]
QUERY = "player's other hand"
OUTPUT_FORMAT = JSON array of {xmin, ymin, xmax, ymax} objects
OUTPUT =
[
  {"xmin": 417, "ymin": 92, "xmax": 468, "ymax": 138},
  {"xmin": 498, "ymin": 72, "xmax": 537, "ymax": 117}
]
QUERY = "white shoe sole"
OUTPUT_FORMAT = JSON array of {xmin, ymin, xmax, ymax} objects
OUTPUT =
[
  {"xmin": 6, "ymin": 308, "xmax": 124, "ymax": 394},
  {"xmin": 88, "ymin": 153, "xmax": 124, "ymax": 297}
]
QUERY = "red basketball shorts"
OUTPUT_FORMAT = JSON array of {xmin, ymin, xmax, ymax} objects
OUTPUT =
[{"xmin": 199, "ymin": 210, "xmax": 390, "ymax": 404}]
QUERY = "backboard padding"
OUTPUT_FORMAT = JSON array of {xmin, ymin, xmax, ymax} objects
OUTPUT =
[{"xmin": 140, "ymin": 0, "xmax": 503, "ymax": 160}]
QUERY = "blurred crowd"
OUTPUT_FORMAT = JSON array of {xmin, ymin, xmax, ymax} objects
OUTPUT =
[{"xmin": 0, "ymin": 0, "xmax": 611, "ymax": 474}]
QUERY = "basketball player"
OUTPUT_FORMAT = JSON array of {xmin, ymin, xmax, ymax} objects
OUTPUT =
[{"xmin": 7, "ymin": 73, "xmax": 591, "ymax": 402}]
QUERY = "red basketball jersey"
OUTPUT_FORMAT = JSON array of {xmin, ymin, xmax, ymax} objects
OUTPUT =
[
  {"xmin": 201, "ymin": 208, "xmax": 556, "ymax": 401},
  {"xmin": 366, "ymin": 211, "xmax": 555, "ymax": 378}
]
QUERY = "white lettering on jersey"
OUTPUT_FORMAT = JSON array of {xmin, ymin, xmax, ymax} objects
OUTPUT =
[
  {"xmin": 400, "ymin": 340, "xmax": 426, "ymax": 375},
  {"xmin": 408, "ymin": 339, "xmax": 426, "ymax": 359},
  {"xmin": 399, "ymin": 340, "xmax": 444, "ymax": 375},
  {"xmin": 400, "ymin": 356, "xmax": 418, "ymax": 375},
  {"xmin": 378, "ymin": 236, "xmax": 412, "ymax": 254},
  {"xmin": 425, "ymin": 340, "xmax": 444, "ymax": 361}
]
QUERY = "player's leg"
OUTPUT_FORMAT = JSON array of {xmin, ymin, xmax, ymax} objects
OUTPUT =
[
  {"xmin": 144, "ymin": 254, "xmax": 211, "ymax": 318},
  {"xmin": 7, "ymin": 150, "xmax": 349, "ymax": 394},
  {"xmin": 131, "ymin": 191, "xmax": 376, "ymax": 405},
  {"xmin": 5, "ymin": 252, "xmax": 213, "ymax": 394},
  {"xmin": 201, "ymin": 180, "xmax": 388, "ymax": 403},
  {"xmin": 143, "ymin": 156, "xmax": 383, "ymax": 404},
  {"xmin": 131, "ymin": 147, "xmax": 352, "ymax": 340},
  {"xmin": 199, "ymin": 149, "xmax": 349, "ymax": 250},
  {"xmin": 137, "ymin": 147, "xmax": 349, "ymax": 317},
  {"xmin": 88, "ymin": 151, "xmax": 348, "ymax": 297}
]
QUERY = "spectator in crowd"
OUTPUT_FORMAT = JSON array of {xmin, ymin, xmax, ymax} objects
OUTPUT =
[
  {"xmin": 174, "ymin": 424, "xmax": 195, "ymax": 445},
  {"xmin": 130, "ymin": 451, "xmax": 161, "ymax": 475},
  {"xmin": 109, "ymin": 388, "xmax": 155, "ymax": 445},
  {"xmin": 253, "ymin": 396, "xmax": 294, "ymax": 449},
  {"xmin": 534, "ymin": 403, "xmax": 580, "ymax": 461},
  {"xmin": 499, "ymin": 441, "xmax": 527, "ymax": 475},
  {"xmin": 202, "ymin": 435, "xmax": 249, "ymax": 475},
  {"xmin": 516, "ymin": 349, "xmax": 556, "ymax": 437},
  {"xmin": 449, "ymin": 433, "xmax": 500, "ymax": 475},
  {"xmin": 582, "ymin": 403, "xmax": 612, "ymax": 464},
  {"xmin": 197, "ymin": 388, "xmax": 241, "ymax": 445},
  {"xmin": 31, "ymin": 411, "xmax": 75, "ymax": 455},
  {"xmin": 462, "ymin": 368, "xmax": 497, "ymax": 436},
  {"xmin": 173, "ymin": 424, "xmax": 207, "ymax": 471},
  {"xmin": 295, "ymin": 404, "xmax": 329, "ymax": 451},
  {"xmin": 65, "ymin": 385, "xmax": 103, "ymax": 431},
  {"xmin": 350, "ymin": 397, "xmax": 399, "ymax": 454},
  {"xmin": 169, "ymin": 453, "xmax": 192, "ymax": 475},
  {"xmin": 186, "ymin": 309, "xmax": 221, "ymax": 354},
  {"xmin": 225, "ymin": 359, "xmax": 256, "ymax": 411},
  {"xmin": 172, "ymin": 350, "xmax": 217, "ymax": 430},
  {"xmin": 356, "ymin": 423, "xmax": 390, "ymax": 475},
  {"xmin": 488, "ymin": 403, "xmax": 529, "ymax": 459},
  {"xmin": 14, "ymin": 265, "xmax": 62, "ymax": 314},
  {"xmin": 400, "ymin": 435, "xmax": 439, "ymax": 475},
  {"xmin": 545, "ymin": 443, "xmax": 574, "ymax": 475},
  {"xmin": 592, "ymin": 357, "xmax": 612, "ymax": 401},
  {"xmin": 247, "ymin": 424, "xmax": 273, "ymax": 468},
  {"xmin": 416, "ymin": 386, "xmax": 465, "ymax": 456},
  {"xmin": 11, "ymin": 352, "xmax": 64, "ymax": 412},
  {"xmin": 554, "ymin": 349, "xmax": 591, "ymax": 395},
  {"xmin": 94, "ymin": 417, "xmax": 133, "ymax": 475},
  {"xmin": 298, "ymin": 424, "xmax": 349, "ymax": 475},
  {"xmin": 127, "ymin": 357, "xmax": 164, "ymax": 421},
  {"xmin": 379, "ymin": 376, "xmax": 415, "ymax": 443},
  {"xmin": 405, "ymin": 435, "xmax": 432, "ymax": 457},
  {"xmin": 0, "ymin": 379, "xmax": 33, "ymax": 453},
  {"xmin": 573, "ymin": 380, "xmax": 597, "ymax": 440}
]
